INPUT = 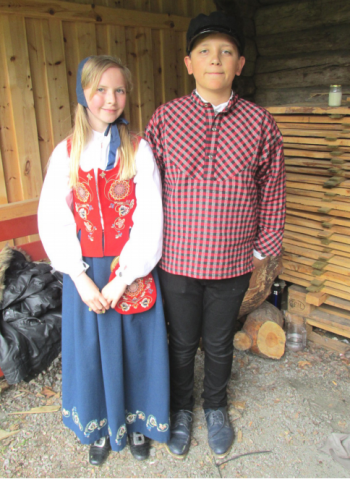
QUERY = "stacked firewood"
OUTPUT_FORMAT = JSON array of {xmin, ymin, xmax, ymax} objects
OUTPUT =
[{"xmin": 267, "ymin": 105, "xmax": 350, "ymax": 304}]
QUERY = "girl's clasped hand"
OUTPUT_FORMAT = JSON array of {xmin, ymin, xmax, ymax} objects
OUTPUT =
[{"xmin": 73, "ymin": 271, "xmax": 126, "ymax": 313}]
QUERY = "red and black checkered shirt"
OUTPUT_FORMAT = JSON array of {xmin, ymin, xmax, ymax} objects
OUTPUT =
[{"xmin": 145, "ymin": 91, "xmax": 285, "ymax": 279}]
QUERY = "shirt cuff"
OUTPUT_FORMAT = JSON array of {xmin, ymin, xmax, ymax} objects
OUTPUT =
[
  {"xmin": 253, "ymin": 249, "xmax": 266, "ymax": 261},
  {"xmin": 69, "ymin": 261, "xmax": 89, "ymax": 281}
]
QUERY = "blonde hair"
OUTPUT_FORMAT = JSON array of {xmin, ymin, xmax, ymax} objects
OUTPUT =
[{"xmin": 69, "ymin": 55, "xmax": 138, "ymax": 187}]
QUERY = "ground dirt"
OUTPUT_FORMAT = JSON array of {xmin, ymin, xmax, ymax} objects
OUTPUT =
[{"xmin": 1, "ymin": 343, "xmax": 350, "ymax": 478}]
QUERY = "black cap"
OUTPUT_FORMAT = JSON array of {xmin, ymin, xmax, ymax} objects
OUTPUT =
[{"xmin": 186, "ymin": 11, "xmax": 245, "ymax": 56}]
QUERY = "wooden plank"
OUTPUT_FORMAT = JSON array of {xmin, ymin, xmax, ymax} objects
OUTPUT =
[
  {"xmin": 286, "ymin": 202, "xmax": 350, "ymax": 221},
  {"xmin": 175, "ymin": 30, "xmax": 188, "ymax": 99},
  {"xmin": 160, "ymin": 29, "xmax": 178, "ymax": 103},
  {"xmin": 306, "ymin": 317, "xmax": 350, "ymax": 339},
  {"xmin": 283, "ymin": 237, "xmax": 349, "ymax": 259},
  {"xmin": 283, "ymin": 260, "xmax": 350, "ymax": 288},
  {"xmin": 135, "ymin": 27, "xmax": 155, "ymax": 132},
  {"xmin": 324, "ymin": 296, "xmax": 350, "ymax": 313},
  {"xmin": 283, "ymin": 136, "xmax": 350, "ymax": 148},
  {"xmin": 76, "ymin": 22, "xmax": 97, "ymax": 58},
  {"xmin": 62, "ymin": 21, "xmax": 80, "ymax": 120},
  {"xmin": 281, "ymin": 128, "xmax": 350, "ymax": 139},
  {"xmin": 286, "ymin": 180, "xmax": 350, "ymax": 197},
  {"xmin": 152, "ymin": 29, "xmax": 164, "ymax": 109},
  {"xmin": 95, "ymin": 24, "xmax": 130, "ymax": 121},
  {"xmin": 317, "ymin": 304, "xmax": 350, "ymax": 322},
  {"xmin": 286, "ymin": 187, "xmax": 350, "ymax": 205},
  {"xmin": 0, "ymin": 214, "xmax": 38, "ymax": 241},
  {"xmin": 0, "ymin": 198, "xmax": 39, "ymax": 221},
  {"xmin": 273, "ymin": 115, "xmax": 350, "ymax": 125},
  {"xmin": 286, "ymin": 194, "xmax": 350, "ymax": 213},
  {"xmin": 257, "ymin": 25, "xmax": 350, "ymax": 57},
  {"xmin": 2, "ymin": 15, "xmax": 43, "ymax": 200},
  {"xmin": 0, "ymin": 0, "xmax": 191, "ymax": 30},
  {"xmin": 42, "ymin": 19, "xmax": 72, "ymax": 148},
  {"xmin": 283, "ymin": 243, "xmax": 350, "ymax": 270},
  {"xmin": 306, "ymin": 291, "xmax": 328, "ymax": 307},
  {"xmin": 255, "ymin": 0, "xmax": 350, "ymax": 36},
  {"xmin": 61, "ymin": 21, "xmax": 96, "ymax": 121},
  {"xmin": 280, "ymin": 272, "xmax": 350, "ymax": 302},
  {"xmin": 0, "ymin": 141, "xmax": 8, "ymax": 205},
  {"xmin": 286, "ymin": 214, "xmax": 350, "ymax": 236},
  {"xmin": 26, "ymin": 18, "xmax": 54, "ymax": 172},
  {"xmin": 267, "ymin": 105, "xmax": 350, "ymax": 116},
  {"xmin": 125, "ymin": 27, "xmax": 141, "ymax": 132},
  {"xmin": 285, "ymin": 149, "xmax": 350, "ymax": 161},
  {"xmin": 279, "ymin": 122, "xmax": 345, "ymax": 131},
  {"xmin": 16, "ymin": 240, "xmax": 47, "ymax": 261},
  {"xmin": 283, "ymin": 252, "xmax": 350, "ymax": 277},
  {"xmin": 307, "ymin": 329, "xmax": 350, "ymax": 353},
  {"xmin": 285, "ymin": 158, "xmax": 350, "ymax": 171},
  {"xmin": 308, "ymin": 309, "xmax": 350, "ymax": 331},
  {"xmin": 283, "ymin": 230, "xmax": 350, "ymax": 255},
  {"xmin": 0, "ymin": 16, "xmax": 24, "ymax": 203}
]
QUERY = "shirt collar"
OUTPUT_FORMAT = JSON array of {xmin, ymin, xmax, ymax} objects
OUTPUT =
[{"xmin": 191, "ymin": 90, "xmax": 238, "ymax": 113}]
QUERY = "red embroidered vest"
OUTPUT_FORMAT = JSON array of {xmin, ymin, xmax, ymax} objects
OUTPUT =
[
  {"xmin": 68, "ymin": 137, "xmax": 157, "ymax": 314},
  {"xmin": 72, "ymin": 165, "xmax": 136, "ymax": 257}
]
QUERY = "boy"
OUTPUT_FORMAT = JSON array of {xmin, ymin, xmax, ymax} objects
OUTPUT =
[{"xmin": 145, "ymin": 11, "xmax": 285, "ymax": 459}]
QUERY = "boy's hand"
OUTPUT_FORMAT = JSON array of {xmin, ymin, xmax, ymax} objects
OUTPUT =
[
  {"xmin": 102, "ymin": 276, "xmax": 127, "ymax": 309},
  {"xmin": 73, "ymin": 272, "xmax": 109, "ymax": 314},
  {"xmin": 253, "ymin": 255, "xmax": 267, "ymax": 270}
]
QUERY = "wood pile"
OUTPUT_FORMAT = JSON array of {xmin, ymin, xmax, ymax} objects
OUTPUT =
[
  {"xmin": 234, "ymin": 301, "xmax": 286, "ymax": 359},
  {"xmin": 287, "ymin": 284, "xmax": 350, "ymax": 353},
  {"xmin": 267, "ymin": 105, "xmax": 350, "ymax": 305}
]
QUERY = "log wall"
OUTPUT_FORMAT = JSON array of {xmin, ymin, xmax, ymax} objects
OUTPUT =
[
  {"xmin": 0, "ymin": 0, "xmax": 214, "ymax": 218},
  {"xmin": 214, "ymin": 0, "xmax": 258, "ymax": 101},
  {"xmin": 254, "ymin": 0, "xmax": 350, "ymax": 106}
]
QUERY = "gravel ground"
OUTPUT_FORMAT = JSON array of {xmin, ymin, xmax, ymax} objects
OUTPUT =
[{"xmin": 1, "ymin": 343, "xmax": 350, "ymax": 478}]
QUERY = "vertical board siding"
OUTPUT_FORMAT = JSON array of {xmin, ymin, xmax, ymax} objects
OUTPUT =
[
  {"xmin": 0, "ymin": 0, "xmax": 217, "ymax": 218},
  {"xmin": 1, "ymin": 15, "xmax": 42, "ymax": 202},
  {"xmin": 135, "ymin": 27, "xmax": 156, "ymax": 132},
  {"xmin": 42, "ymin": 20, "xmax": 72, "ymax": 149},
  {"xmin": 26, "ymin": 18, "xmax": 56, "ymax": 172}
]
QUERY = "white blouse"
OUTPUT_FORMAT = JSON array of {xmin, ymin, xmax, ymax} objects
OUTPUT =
[{"xmin": 38, "ymin": 130, "xmax": 163, "ymax": 285}]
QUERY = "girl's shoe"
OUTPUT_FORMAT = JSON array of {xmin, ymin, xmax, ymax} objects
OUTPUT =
[
  {"xmin": 89, "ymin": 436, "xmax": 111, "ymax": 466},
  {"xmin": 129, "ymin": 432, "xmax": 150, "ymax": 461}
]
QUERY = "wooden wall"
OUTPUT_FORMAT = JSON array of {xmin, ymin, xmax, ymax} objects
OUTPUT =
[
  {"xmin": 254, "ymin": 0, "xmax": 350, "ymax": 106},
  {"xmin": 214, "ymin": 0, "xmax": 258, "ymax": 101},
  {"xmin": 0, "ymin": 0, "xmax": 214, "ymax": 216}
]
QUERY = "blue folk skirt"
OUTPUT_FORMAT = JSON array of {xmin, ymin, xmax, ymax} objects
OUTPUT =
[{"xmin": 61, "ymin": 257, "xmax": 170, "ymax": 451}]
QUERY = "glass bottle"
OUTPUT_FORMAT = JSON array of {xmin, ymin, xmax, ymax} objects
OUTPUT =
[
  {"xmin": 269, "ymin": 281, "xmax": 282, "ymax": 310},
  {"xmin": 285, "ymin": 321, "xmax": 307, "ymax": 352},
  {"xmin": 329, "ymin": 85, "xmax": 342, "ymax": 107}
]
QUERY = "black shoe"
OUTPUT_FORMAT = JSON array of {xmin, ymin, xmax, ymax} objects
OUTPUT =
[
  {"xmin": 89, "ymin": 436, "xmax": 111, "ymax": 466},
  {"xmin": 129, "ymin": 433, "xmax": 150, "ymax": 461},
  {"xmin": 205, "ymin": 407, "xmax": 234, "ymax": 457},
  {"xmin": 166, "ymin": 410, "xmax": 193, "ymax": 459}
]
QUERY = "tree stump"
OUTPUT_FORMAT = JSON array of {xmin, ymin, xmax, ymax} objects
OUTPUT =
[
  {"xmin": 238, "ymin": 254, "xmax": 283, "ymax": 318},
  {"xmin": 234, "ymin": 301, "xmax": 286, "ymax": 359}
]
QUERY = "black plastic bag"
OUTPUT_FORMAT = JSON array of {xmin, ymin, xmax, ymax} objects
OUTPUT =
[{"xmin": 0, "ymin": 249, "xmax": 62, "ymax": 384}]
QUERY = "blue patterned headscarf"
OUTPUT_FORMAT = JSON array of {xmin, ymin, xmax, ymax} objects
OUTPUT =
[{"xmin": 76, "ymin": 57, "xmax": 128, "ymax": 170}]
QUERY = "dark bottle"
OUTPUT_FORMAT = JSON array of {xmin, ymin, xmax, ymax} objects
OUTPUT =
[{"xmin": 269, "ymin": 281, "xmax": 282, "ymax": 310}]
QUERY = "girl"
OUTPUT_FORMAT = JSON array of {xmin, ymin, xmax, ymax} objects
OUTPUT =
[{"xmin": 38, "ymin": 56, "xmax": 170, "ymax": 465}]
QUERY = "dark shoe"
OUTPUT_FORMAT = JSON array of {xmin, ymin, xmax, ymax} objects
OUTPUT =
[
  {"xmin": 205, "ymin": 407, "xmax": 234, "ymax": 457},
  {"xmin": 166, "ymin": 410, "xmax": 193, "ymax": 459},
  {"xmin": 89, "ymin": 436, "xmax": 111, "ymax": 466},
  {"xmin": 129, "ymin": 433, "xmax": 150, "ymax": 461}
]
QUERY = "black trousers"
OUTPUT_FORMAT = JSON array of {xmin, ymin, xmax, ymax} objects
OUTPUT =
[{"xmin": 158, "ymin": 268, "xmax": 251, "ymax": 411}]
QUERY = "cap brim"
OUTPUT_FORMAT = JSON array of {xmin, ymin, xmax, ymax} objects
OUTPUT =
[{"xmin": 187, "ymin": 28, "xmax": 241, "ymax": 54}]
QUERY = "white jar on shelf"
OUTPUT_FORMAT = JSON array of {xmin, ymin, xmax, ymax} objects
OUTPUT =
[{"xmin": 328, "ymin": 85, "xmax": 342, "ymax": 107}]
